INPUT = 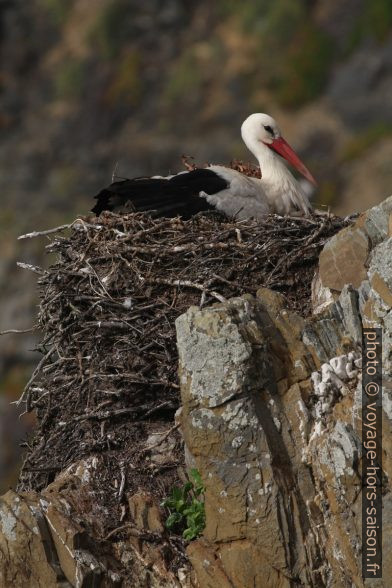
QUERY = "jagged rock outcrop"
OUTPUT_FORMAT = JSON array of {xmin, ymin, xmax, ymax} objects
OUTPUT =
[
  {"xmin": 0, "ymin": 197, "xmax": 390, "ymax": 587},
  {"xmin": 0, "ymin": 459, "xmax": 194, "ymax": 588},
  {"xmin": 176, "ymin": 197, "xmax": 391, "ymax": 587}
]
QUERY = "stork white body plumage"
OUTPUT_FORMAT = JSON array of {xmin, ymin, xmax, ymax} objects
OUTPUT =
[
  {"xmin": 92, "ymin": 113, "xmax": 316, "ymax": 218},
  {"xmin": 200, "ymin": 165, "xmax": 270, "ymax": 218}
]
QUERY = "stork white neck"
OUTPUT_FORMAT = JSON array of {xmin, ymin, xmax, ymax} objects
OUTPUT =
[
  {"xmin": 240, "ymin": 113, "xmax": 316, "ymax": 215},
  {"xmin": 241, "ymin": 116, "xmax": 294, "ymax": 184},
  {"xmin": 246, "ymin": 136, "xmax": 291, "ymax": 181}
]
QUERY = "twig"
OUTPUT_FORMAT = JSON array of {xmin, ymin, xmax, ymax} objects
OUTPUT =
[
  {"xmin": 0, "ymin": 326, "xmax": 37, "ymax": 336},
  {"xmin": 211, "ymin": 273, "xmax": 256, "ymax": 291},
  {"xmin": 276, "ymin": 214, "xmax": 319, "ymax": 225},
  {"xmin": 199, "ymin": 290, "xmax": 207, "ymax": 308},
  {"xmin": 104, "ymin": 524, "xmax": 160, "ymax": 542},
  {"xmin": 18, "ymin": 224, "xmax": 73, "ymax": 240},
  {"xmin": 141, "ymin": 423, "xmax": 180, "ymax": 455},
  {"xmin": 117, "ymin": 467, "xmax": 126, "ymax": 502},
  {"xmin": 111, "ymin": 162, "xmax": 128, "ymax": 182},
  {"xmin": 146, "ymin": 277, "xmax": 226, "ymax": 303},
  {"xmin": 16, "ymin": 262, "xmax": 44, "ymax": 274},
  {"xmin": 124, "ymin": 241, "xmax": 249, "ymax": 254},
  {"xmin": 112, "ymin": 162, "xmax": 119, "ymax": 183},
  {"xmin": 143, "ymin": 400, "xmax": 174, "ymax": 418},
  {"xmin": 62, "ymin": 401, "xmax": 171, "ymax": 424},
  {"xmin": 181, "ymin": 154, "xmax": 197, "ymax": 171},
  {"xmin": 13, "ymin": 348, "xmax": 54, "ymax": 407},
  {"xmin": 123, "ymin": 218, "xmax": 174, "ymax": 242},
  {"xmin": 83, "ymin": 321, "xmax": 130, "ymax": 330}
]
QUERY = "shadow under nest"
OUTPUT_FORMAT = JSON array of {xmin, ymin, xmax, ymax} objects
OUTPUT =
[{"xmin": 17, "ymin": 209, "xmax": 351, "ymax": 551}]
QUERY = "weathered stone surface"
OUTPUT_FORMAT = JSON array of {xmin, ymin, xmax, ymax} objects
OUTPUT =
[
  {"xmin": 128, "ymin": 491, "xmax": 164, "ymax": 534},
  {"xmin": 303, "ymin": 285, "xmax": 362, "ymax": 365},
  {"xmin": 311, "ymin": 269, "xmax": 337, "ymax": 315},
  {"xmin": 363, "ymin": 195, "xmax": 392, "ymax": 246},
  {"xmin": 176, "ymin": 208, "xmax": 391, "ymax": 588},
  {"xmin": 255, "ymin": 287, "xmax": 314, "ymax": 383},
  {"xmin": 317, "ymin": 195, "xmax": 392, "ymax": 303},
  {"xmin": 176, "ymin": 297, "xmax": 259, "ymax": 410},
  {"xmin": 186, "ymin": 539, "xmax": 233, "ymax": 588},
  {"xmin": 145, "ymin": 431, "xmax": 177, "ymax": 465},
  {"xmin": 318, "ymin": 224, "xmax": 369, "ymax": 290},
  {"xmin": 176, "ymin": 297, "xmax": 328, "ymax": 587},
  {"xmin": 0, "ymin": 490, "xmax": 67, "ymax": 588},
  {"xmin": 44, "ymin": 500, "xmax": 104, "ymax": 587},
  {"xmin": 0, "ymin": 461, "xmax": 188, "ymax": 588},
  {"xmin": 367, "ymin": 238, "xmax": 392, "ymax": 307}
]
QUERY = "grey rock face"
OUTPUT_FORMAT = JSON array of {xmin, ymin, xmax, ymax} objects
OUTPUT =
[{"xmin": 176, "ymin": 196, "xmax": 392, "ymax": 588}]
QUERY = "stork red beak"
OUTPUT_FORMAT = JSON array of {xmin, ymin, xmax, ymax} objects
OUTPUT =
[{"xmin": 268, "ymin": 137, "xmax": 317, "ymax": 186}]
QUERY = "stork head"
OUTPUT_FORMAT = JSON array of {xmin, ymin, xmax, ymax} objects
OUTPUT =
[
  {"xmin": 241, "ymin": 113, "xmax": 317, "ymax": 186},
  {"xmin": 241, "ymin": 113, "xmax": 282, "ymax": 145}
]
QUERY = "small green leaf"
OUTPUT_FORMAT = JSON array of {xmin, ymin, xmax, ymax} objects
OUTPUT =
[
  {"xmin": 165, "ymin": 512, "xmax": 182, "ymax": 529},
  {"xmin": 183, "ymin": 527, "xmax": 197, "ymax": 541},
  {"xmin": 189, "ymin": 469, "xmax": 205, "ymax": 495},
  {"xmin": 190, "ymin": 468, "xmax": 201, "ymax": 482},
  {"xmin": 175, "ymin": 498, "xmax": 186, "ymax": 512},
  {"xmin": 161, "ymin": 496, "xmax": 175, "ymax": 509},
  {"xmin": 171, "ymin": 487, "xmax": 183, "ymax": 501},
  {"xmin": 162, "ymin": 469, "xmax": 205, "ymax": 540},
  {"xmin": 183, "ymin": 481, "xmax": 193, "ymax": 495}
]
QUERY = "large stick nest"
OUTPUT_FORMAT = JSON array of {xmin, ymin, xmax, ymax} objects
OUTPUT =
[{"xmin": 17, "ymin": 210, "xmax": 351, "ymax": 548}]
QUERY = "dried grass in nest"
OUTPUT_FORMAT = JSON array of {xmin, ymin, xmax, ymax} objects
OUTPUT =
[
  {"xmin": 17, "ymin": 210, "xmax": 351, "ymax": 555},
  {"xmin": 181, "ymin": 154, "xmax": 261, "ymax": 178}
]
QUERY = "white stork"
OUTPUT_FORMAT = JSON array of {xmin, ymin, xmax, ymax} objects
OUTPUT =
[{"xmin": 92, "ymin": 113, "xmax": 316, "ymax": 218}]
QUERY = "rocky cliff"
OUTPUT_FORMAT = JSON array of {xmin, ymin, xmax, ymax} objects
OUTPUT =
[
  {"xmin": 0, "ymin": 196, "xmax": 391, "ymax": 587},
  {"xmin": 2, "ymin": 1, "xmax": 392, "ymax": 492}
]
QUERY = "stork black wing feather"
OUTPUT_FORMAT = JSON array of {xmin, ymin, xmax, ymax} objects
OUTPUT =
[{"xmin": 91, "ymin": 169, "xmax": 229, "ymax": 218}]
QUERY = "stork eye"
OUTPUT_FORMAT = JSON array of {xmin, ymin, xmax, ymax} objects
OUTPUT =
[{"xmin": 263, "ymin": 125, "xmax": 274, "ymax": 135}]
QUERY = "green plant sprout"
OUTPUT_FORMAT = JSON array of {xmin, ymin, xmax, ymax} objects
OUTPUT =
[{"xmin": 161, "ymin": 469, "xmax": 205, "ymax": 541}]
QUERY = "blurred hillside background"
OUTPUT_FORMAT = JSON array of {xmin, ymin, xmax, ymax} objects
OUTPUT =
[{"xmin": 1, "ymin": 0, "xmax": 392, "ymax": 491}]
